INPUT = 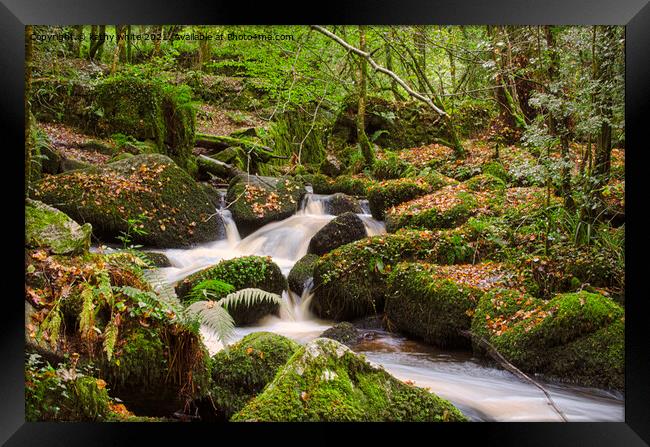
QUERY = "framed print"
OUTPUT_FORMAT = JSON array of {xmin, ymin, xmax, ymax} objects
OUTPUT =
[{"xmin": 2, "ymin": 0, "xmax": 649, "ymax": 444}]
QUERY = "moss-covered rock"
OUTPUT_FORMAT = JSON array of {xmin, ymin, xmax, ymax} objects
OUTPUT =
[
  {"xmin": 197, "ymin": 332, "xmax": 299, "ymax": 421},
  {"xmin": 232, "ymin": 338, "xmax": 467, "ymax": 422},
  {"xmin": 320, "ymin": 154, "xmax": 343, "ymax": 177},
  {"xmin": 308, "ymin": 212, "xmax": 367, "ymax": 256},
  {"xmin": 465, "ymin": 173, "xmax": 507, "ymax": 192},
  {"xmin": 471, "ymin": 289, "xmax": 624, "ymax": 389},
  {"xmin": 385, "ymin": 183, "xmax": 498, "ymax": 232},
  {"xmin": 481, "ymin": 161, "xmax": 510, "ymax": 182},
  {"xmin": 328, "ymin": 96, "xmax": 451, "ymax": 151},
  {"xmin": 386, "ymin": 262, "xmax": 513, "ymax": 348},
  {"xmin": 310, "ymin": 229, "xmax": 469, "ymax": 321},
  {"xmin": 367, "ymin": 177, "xmax": 431, "ymax": 220},
  {"xmin": 226, "ymin": 174, "xmax": 305, "ymax": 237},
  {"xmin": 287, "ymin": 254, "xmax": 319, "ymax": 296},
  {"xmin": 94, "ymin": 74, "xmax": 196, "ymax": 170},
  {"xmin": 26, "ymin": 199, "xmax": 92, "ymax": 255},
  {"xmin": 326, "ymin": 193, "xmax": 362, "ymax": 215},
  {"xmin": 320, "ymin": 322, "xmax": 361, "ymax": 347},
  {"xmin": 175, "ymin": 256, "xmax": 287, "ymax": 325},
  {"xmin": 300, "ymin": 173, "xmax": 375, "ymax": 197},
  {"xmin": 33, "ymin": 154, "xmax": 219, "ymax": 248}
]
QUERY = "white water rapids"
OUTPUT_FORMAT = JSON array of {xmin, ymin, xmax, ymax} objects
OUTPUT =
[{"xmin": 153, "ymin": 188, "xmax": 623, "ymax": 422}]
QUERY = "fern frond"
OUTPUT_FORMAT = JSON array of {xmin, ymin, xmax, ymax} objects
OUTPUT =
[
  {"xmin": 187, "ymin": 279, "xmax": 235, "ymax": 303},
  {"xmin": 142, "ymin": 269, "xmax": 181, "ymax": 307},
  {"xmin": 95, "ymin": 270, "xmax": 113, "ymax": 307},
  {"xmin": 218, "ymin": 288, "xmax": 282, "ymax": 311},
  {"xmin": 124, "ymin": 249, "xmax": 156, "ymax": 269},
  {"xmin": 185, "ymin": 300, "xmax": 235, "ymax": 343},
  {"xmin": 79, "ymin": 285, "xmax": 95, "ymax": 338},
  {"xmin": 46, "ymin": 309, "xmax": 62, "ymax": 349},
  {"xmin": 103, "ymin": 317, "xmax": 119, "ymax": 361}
]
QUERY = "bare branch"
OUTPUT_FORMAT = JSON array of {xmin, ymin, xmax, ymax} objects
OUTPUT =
[{"xmin": 311, "ymin": 25, "xmax": 447, "ymax": 116}]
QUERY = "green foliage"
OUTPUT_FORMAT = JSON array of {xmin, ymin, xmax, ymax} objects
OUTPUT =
[
  {"xmin": 371, "ymin": 151, "xmax": 415, "ymax": 180},
  {"xmin": 116, "ymin": 213, "xmax": 149, "ymax": 249}
]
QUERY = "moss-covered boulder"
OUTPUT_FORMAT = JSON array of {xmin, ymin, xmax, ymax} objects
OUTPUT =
[
  {"xmin": 300, "ymin": 173, "xmax": 375, "ymax": 196},
  {"xmin": 33, "ymin": 154, "xmax": 219, "ymax": 248},
  {"xmin": 325, "ymin": 193, "xmax": 362, "ymax": 215},
  {"xmin": 385, "ymin": 183, "xmax": 497, "ymax": 232},
  {"xmin": 26, "ymin": 199, "xmax": 92, "ymax": 255},
  {"xmin": 94, "ymin": 74, "xmax": 195, "ymax": 170},
  {"xmin": 386, "ymin": 262, "xmax": 513, "ymax": 348},
  {"xmin": 308, "ymin": 212, "xmax": 367, "ymax": 256},
  {"xmin": 232, "ymin": 337, "xmax": 466, "ymax": 422},
  {"xmin": 310, "ymin": 229, "xmax": 466, "ymax": 321},
  {"xmin": 197, "ymin": 332, "xmax": 299, "ymax": 421},
  {"xmin": 226, "ymin": 174, "xmax": 306, "ymax": 237},
  {"xmin": 367, "ymin": 178, "xmax": 431, "ymax": 220},
  {"xmin": 328, "ymin": 96, "xmax": 451, "ymax": 151},
  {"xmin": 465, "ymin": 173, "xmax": 507, "ymax": 192},
  {"xmin": 319, "ymin": 322, "xmax": 361, "ymax": 347},
  {"xmin": 175, "ymin": 256, "xmax": 287, "ymax": 325},
  {"xmin": 471, "ymin": 289, "xmax": 624, "ymax": 390},
  {"xmin": 287, "ymin": 254, "xmax": 319, "ymax": 296}
]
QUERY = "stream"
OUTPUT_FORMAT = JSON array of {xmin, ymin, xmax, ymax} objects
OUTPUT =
[{"xmin": 154, "ymin": 189, "xmax": 624, "ymax": 422}]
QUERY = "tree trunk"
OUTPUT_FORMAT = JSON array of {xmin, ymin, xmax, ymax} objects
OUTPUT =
[
  {"xmin": 544, "ymin": 25, "xmax": 574, "ymax": 210},
  {"xmin": 89, "ymin": 25, "xmax": 106, "ymax": 61},
  {"xmin": 593, "ymin": 25, "xmax": 617, "ymax": 186},
  {"xmin": 413, "ymin": 26, "xmax": 427, "ymax": 93},
  {"xmin": 72, "ymin": 25, "xmax": 83, "ymax": 58},
  {"xmin": 357, "ymin": 26, "xmax": 374, "ymax": 167}
]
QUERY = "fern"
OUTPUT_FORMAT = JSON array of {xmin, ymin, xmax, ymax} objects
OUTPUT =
[
  {"xmin": 45, "ymin": 308, "xmax": 62, "ymax": 349},
  {"xmin": 78, "ymin": 285, "xmax": 95, "ymax": 338},
  {"xmin": 142, "ymin": 269, "xmax": 181, "ymax": 307},
  {"xmin": 184, "ymin": 301, "xmax": 235, "ymax": 343},
  {"xmin": 218, "ymin": 288, "xmax": 282, "ymax": 311},
  {"xmin": 95, "ymin": 270, "xmax": 113, "ymax": 307},
  {"xmin": 103, "ymin": 317, "xmax": 119, "ymax": 361},
  {"xmin": 186, "ymin": 279, "xmax": 235, "ymax": 303}
]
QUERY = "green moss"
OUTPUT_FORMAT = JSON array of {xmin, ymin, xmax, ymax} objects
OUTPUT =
[
  {"xmin": 310, "ymin": 229, "xmax": 476, "ymax": 321},
  {"xmin": 481, "ymin": 161, "xmax": 511, "ymax": 182},
  {"xmin": 386, "ymin": 262, "xmax": 487, "ymax": 347},
  {"xmin": 386, "ymin": 190, "xmax": 479, "ymax": 233},
  {"xmin": 33, "ymin": 154, "xmax": 219, "ymax": 248},
  {"xmin": 25, "ymin": 199, "xmax": 92, "ymax": 255},
  {"xmin": 471, "ymin": 289, "xmax": 624, "ymax": 390},
  {"xmin": 95, "ymin": 74, "xmax": 196, "ymax": 170},
  {"xmin": 232, "ymin": 338, "xmax": 467, "ymax": 422},
  {"xmin": 288, "ymin": 254, "xmax": 319, "ymax": 295},
  {"xmin": 367, "ymin": 178, "xmax": 431, "ymax": 220},
  {"xmin": 198, "ymin": 332, "xmax": 299, "ymax": 421},
  {"xmin": 465, "ymin": 173, "xmax": 507, "ymax": 192}
]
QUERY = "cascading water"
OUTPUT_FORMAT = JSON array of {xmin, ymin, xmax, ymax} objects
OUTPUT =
[{"xmin": 154, "ymin": 187, "xmax": 623, "ymax": 422}]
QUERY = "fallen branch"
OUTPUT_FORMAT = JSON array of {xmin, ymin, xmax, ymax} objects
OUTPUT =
[
  {"xmin": 195, "ymin": 133, "xmax": 274, "ymax": 153},
  {"xmin": 458, "ymin": 329, "xmax": 569, "ymax": 422}
]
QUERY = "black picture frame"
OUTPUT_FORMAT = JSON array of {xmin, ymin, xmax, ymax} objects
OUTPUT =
[{"xmin": 2, "ymin": 1, "xmax": 649, "ymax": 444}]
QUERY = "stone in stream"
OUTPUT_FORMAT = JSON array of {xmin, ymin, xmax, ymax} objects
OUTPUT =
[
  {"xmin": 32, "ymin": 154, "xmax": 221, "ymax": 248},
  {"xmin": 319, "ymin": 322, "xmax": 362, "ymax": 347},
  {"xmin": 141, "ymin": 251, "xmax": 172, "ymax": 268},
  {"xmin": 231, "ymin": 337, "xmax": 467, "ymax": 422},
  {"xmin": 307, "ymin": 212, "xmax": 367, "ymax": 256},
  {"xmin": 325, "ymin": 193, "xmax": 362, "ymax": 216},
  {"xmin": 287, "ymin": 254, "xmax": 319, "ymax": 296},
  {"xmin": 471, "ymin": 289, "xmax": 624, "ymax": 391},
  {"xmin": 385, "ymin": 261, "xmax": 512, "ymax": 349},
  {"xmin": 226, "ymin": 174, "xmax": 306, "ymax": 238},
  {"xmin": 195, "ymin": 332, "xmax": 300, "ymax": 421},
  {"xmin": 26, "ymin": 199, "xmax": 92, "ymax": 255},
  {"xmin": 175, "ymin": 255, "xmax": 287, "ymax": 326}
]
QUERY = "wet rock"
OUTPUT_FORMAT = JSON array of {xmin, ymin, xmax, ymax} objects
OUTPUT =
[
  {"xmin": 319, "ymin": 322, "xmax": 361, "ymax": 347},
  {"xmin": 26, "ymin": 199, "xmax": 92, "ymax": 255},
  {"xmin": 308, "ymin": 212, "xmax": 367, "ymax": 256},
  {"xmin": 227, "ymin": 174, "xmax": 305, "ymax": 237},
  {"xmin": 325, "ymin": 193, "xmax": 362, "ymax": 215},
  {"xmin": 142, "ymin": 251, "xmax": 172, "ymax": 268},
  {"xmin": 287, "ymin": 254, "xmax": 319, "ymax": 296},
  {"xmin": 232, "ymin": 338, "xmax": 467, "ymax": 422}
]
